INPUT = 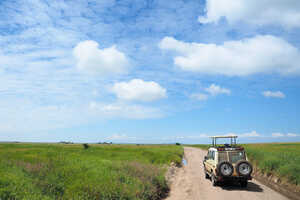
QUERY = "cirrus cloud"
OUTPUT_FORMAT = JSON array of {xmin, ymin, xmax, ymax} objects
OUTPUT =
[
  {"xmin": 159, "ymin": 35, "xmax": 300, "ymax": 76},
  {"xmin": 190, "ymin": 93, "xmax": 209, "ymax": 101},
  {"xmin": 89, "ymin": 101, "xmax": 163, "ymax": 119},
  {"xmin": 111, "ymin": 79, "xmax": 167, "ymax": 102},
  {"xmin": 198, "ymin": 0, "xmax": 300, "ymax": 28}
]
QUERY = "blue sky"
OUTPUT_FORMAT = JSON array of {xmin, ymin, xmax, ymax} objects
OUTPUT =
[{"xmin": 1, "ymin": 0, "xmax": 300, "ymax": 143}]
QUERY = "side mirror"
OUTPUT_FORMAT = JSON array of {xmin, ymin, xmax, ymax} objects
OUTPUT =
[{"xmin": 204, "ymin": 156, "xmax": 209, "ymax": 160}]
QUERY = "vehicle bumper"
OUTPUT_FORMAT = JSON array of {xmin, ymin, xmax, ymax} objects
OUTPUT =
[{"xmin": 216, "ymin": 175, "xmax": 252, "ymax": 181}]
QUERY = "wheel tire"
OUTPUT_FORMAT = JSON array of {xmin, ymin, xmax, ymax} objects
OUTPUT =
[
  {"xmin": 217, "ymin": 161, "xmax": 234, "ymax": 177},
  {"xmin": 240, "ymin": 180, "xmax": 248, "ymax": 188},
  {"xmin": 236, "ymin": 160, "xmax": 253, "ymax": 177},
  {"xmin": 205, "ymin": 171, "xmax": 210, "ymax": 179},
  {"xmin": 212, "ymin": 175, "xmax": 217, "ymax": 186}
]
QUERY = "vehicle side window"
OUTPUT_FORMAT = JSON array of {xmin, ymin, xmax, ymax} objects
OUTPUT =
[
  {"xmin": 212, "ymin": 151, "xmax": 215, "ymax": 160},
  {"xmin": 207, "ymin": 151, "xmax": 211, "ymax": 159}
]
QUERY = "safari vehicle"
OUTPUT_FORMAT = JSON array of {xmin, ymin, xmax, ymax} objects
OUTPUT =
[{"xmin": 203, "ymin": 136, "xmax": 253, "ymax": 187}]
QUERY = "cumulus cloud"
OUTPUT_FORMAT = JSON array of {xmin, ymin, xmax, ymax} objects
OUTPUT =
[
  {"xmin": 198, "ymin": 0, "xmax": 300, "ymax": 28},
  {"xmin": 191, "ymin": 84, "xmax": 230, "ymax": 101},
  {"xmin": 73, "ymin": 40, "xmax": 129, "ymax": 76},
  {"xmin": 159, "ymin": 35, "xmax": 300, "ymax": 76},
  {"xmin": 205, "ymin": 84, "xmax": 231, "ymax": 96},
  {"xmin": 111, "ymin": 79, "xmax": 167, "ymax": 102},
  {"xmin": 262, "ymin": 91, "xmax": 285, "ymax": 98}
]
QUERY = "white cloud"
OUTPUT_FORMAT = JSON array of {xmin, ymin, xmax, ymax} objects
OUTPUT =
[
  {"xmin": 198, "ymin": 0, "xmax": 300, "ymax": 28},
  {"xmin": 0, "ymin": 99, "xmax": 164, "ymax": 136},
  {"xmin": 73, "ymin": 40, "xmax": 129, "ymax": 76},
  {"xmin": 287, "ymin": 133, "xmax": 298, "ymax": 137},
  {"xmin": 240, "ymin": 131, "xmax": 261, "ymax": 137},
  {"xmin": 111, "ymin": 79, "xmax": 167, "ymax": 102},
  {"xmin": 272, "ymin": 133, "xmax": 285, "ymax": 137},
  {"xmin": 190, "ymin": 93, "xmax": 209, "ymax": 101},
  {"xmin": 190, "ymin": 84, "xmax": 230, "ymax": 101},
  {"xmin": 89, "ymin": 101, "xmax": 163, "ymax": 119},
  {"xmin": 262, "ymin": 91, "xmax": 285, "ymax": 98},
  {"xmin": 173, "ymin": 134, "xmax": 209, "ymax": 140},
  {"xmin": 205, "ymin": 84, "xmax": 231, "ymax": 96},
  {"xmin": 225, "ymin": 131, "xmax": 261, "ymax": 138},
  {"xmin": 271, "ymin": 133, "xmax": 300, "ymax": 137},
  {"xmin": 105, "ymin": 134, "xmax": 137, "ymax": 141},
  {"xmin": 159, "ymin": 35, "xmax": 300, "ymax": 76}
]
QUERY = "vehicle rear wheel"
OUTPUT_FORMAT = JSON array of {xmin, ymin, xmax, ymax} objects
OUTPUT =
[
  {"xmin": 217, "ymin": 161, "xmax": 233, "ymax": 177},
  {"xmin": 240, "ymin": 180, "xmax": 248, "ymax": 187},
  {"xmin": 236, "ymin": 160, "xmax": 253, "ymax": 177}
]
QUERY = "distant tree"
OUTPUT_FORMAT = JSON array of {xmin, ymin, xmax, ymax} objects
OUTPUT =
[
  {"xmin": 175, "ymin": 143, "xmax": 181, "ymax": 146},
  {"xmin": 83, "ymin": 143, "xmax": 90, "ymax": 149}
]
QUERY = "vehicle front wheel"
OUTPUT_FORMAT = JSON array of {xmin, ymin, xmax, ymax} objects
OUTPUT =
[
  {"xmin": 211, "ymin": 175, "xmax": 217, "ymax": 186},
  {"xmin": 240, "ymin": 180, "xmax": 248, "ymax": 187},
  {"xmin": 205, "ymin": 171, "xmax": 210, "ymax": 179}
]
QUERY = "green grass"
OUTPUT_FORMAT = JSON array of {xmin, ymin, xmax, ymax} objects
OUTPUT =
[
  {"xmin": 244, "ymin": 143, "xmax": 300, "ymax": 185},
  {"xmin": 0, "ymin": 143, "xmax": 183, "ymax": 200},
  {"xmin": 190, "ymin": 143, "xmax": 300, "ymax": 186}
]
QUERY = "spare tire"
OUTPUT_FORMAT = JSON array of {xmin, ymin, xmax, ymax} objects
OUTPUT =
[
  {"xmin": 236, "ymin": 160, "xmax": 253, "ymax": 176},
  {"xmin": 217, "ymin": 161, "xmax": 233, "ymax": 177}
]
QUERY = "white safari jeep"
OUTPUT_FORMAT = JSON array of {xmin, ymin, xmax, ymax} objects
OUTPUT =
[{"xmin": 203, "ymin": 136, "xmax": 253, "ymax": 187}]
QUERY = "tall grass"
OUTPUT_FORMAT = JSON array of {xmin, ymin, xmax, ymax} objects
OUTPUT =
[
  {"xmin": 0, "ymin": 143, "xmax": 183, "ymax": 200},
  {"xmin": 244, "ymin": 143, "xmax": 300, "ymax": 185},
  {"xmin": 190, "ymin": 143, "xmax": 300, "ymax": 186}
]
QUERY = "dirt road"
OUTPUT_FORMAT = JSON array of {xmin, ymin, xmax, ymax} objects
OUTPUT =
[{"xmin": 166, "ymin": 147, "xmax": 289, "ymax": 200}]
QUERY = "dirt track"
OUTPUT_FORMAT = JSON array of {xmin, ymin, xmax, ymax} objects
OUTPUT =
[{"xmin": 166, "ymin": 147, "xmax": 289, "ymax": 200}]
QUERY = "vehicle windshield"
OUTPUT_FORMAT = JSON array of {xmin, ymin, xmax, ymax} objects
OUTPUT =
[{"xmin": 229, "ymin": 151, "xmax": 245, "ymax": 163}]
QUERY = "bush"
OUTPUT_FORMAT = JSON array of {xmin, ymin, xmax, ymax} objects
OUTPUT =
[
  {"xmin": 83, "ymin": 143, "xmax": 89, "ymax": 149},
  {"xmin": 175, "ymin": 143, "xmax": 181, "ymax": 146}
]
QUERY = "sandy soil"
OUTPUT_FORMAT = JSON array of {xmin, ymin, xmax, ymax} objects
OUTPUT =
[{"xmin": 166, "ymin": 147, "xmax": 289, "ymax": 200}]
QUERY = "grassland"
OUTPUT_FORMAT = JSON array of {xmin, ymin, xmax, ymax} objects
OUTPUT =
[
  {"xmin": 0, "ymin": 143, "xmax": 183, "ymax": 200},
  {"xmin": 191, "ymin": 143, "xmax": 300, "ymax": 186}
]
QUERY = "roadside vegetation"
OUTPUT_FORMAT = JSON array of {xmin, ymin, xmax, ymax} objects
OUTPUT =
[
  {"xmin": 191, "ymin": 143, "xmax": 300, "ymax": 186},
  {"xmin": 0, "ymin": 143, "xmax": 183, "ymax": 200}
]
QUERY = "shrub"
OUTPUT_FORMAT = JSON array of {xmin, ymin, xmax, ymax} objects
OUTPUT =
[{"xmin": 83, "ymin": 143, "xmax": 89, "ymax": 149}]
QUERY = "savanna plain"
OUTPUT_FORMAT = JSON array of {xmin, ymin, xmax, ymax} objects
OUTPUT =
[
  {"xmin": 1, "ymin": 142, "xmax": 300, "ymax": 200},
  {"xmin": 0, "ymin": 143, "xmax": 183, "ymax": 200}
]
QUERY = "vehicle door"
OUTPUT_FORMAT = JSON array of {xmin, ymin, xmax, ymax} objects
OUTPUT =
[{"xmin": 205, "ymin": 150, "xmax": 215, "ymax": 173}]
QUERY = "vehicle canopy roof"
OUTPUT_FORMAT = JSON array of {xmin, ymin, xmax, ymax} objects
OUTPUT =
[
  {"xmin": 210, "ymin": 135, "xmax": 237, "ymax": 146},
  {"xmin": 209, "ymin": 135, "xmax": 244, "ymax": 151}
]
